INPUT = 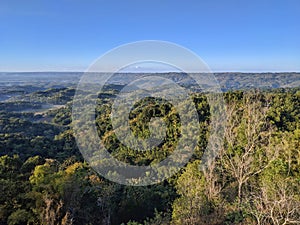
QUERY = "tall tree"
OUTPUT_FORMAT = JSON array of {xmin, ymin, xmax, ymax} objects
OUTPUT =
[{"xmin": 222, "ymin": 92, "xmax": 277, "ymax": 206}]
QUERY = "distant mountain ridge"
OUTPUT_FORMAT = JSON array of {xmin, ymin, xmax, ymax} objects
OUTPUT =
[{"xmin": 0, "ymin": 72, "xmax": 299, "ymax": 91}]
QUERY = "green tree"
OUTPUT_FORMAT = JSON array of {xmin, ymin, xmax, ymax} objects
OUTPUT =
[{"xmin": 172, "ymin": 160, "xmax": 224, "ymax": 225}]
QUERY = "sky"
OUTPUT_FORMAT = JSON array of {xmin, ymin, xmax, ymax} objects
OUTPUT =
[{"xmin": 0, "ymin": 0, "xmax": 299, "ymax": 72}]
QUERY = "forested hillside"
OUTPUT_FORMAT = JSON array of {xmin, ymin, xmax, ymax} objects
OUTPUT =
[{"xmin": 0, "ymin": 84, "xmax": 299, "ymax": 224}]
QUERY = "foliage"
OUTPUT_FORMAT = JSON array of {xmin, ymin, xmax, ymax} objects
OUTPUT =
[{"xmin": 0, "ymin": 86, "xmax": 299, "ymax": 224}]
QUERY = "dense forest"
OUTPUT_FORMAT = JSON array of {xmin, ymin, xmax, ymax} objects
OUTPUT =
[{"xmin": 0, "ymin": 81, "xmax": 300, "ymax": 224}]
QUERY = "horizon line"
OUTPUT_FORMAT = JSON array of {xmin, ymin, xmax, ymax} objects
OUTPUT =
[{"xmin": 1, "ymin": 71, "xmax": 300, "ymax": 74}]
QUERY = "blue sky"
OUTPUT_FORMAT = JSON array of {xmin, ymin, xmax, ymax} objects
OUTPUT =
[{"xmin": 0, "ymin": 0, "xmax": 299, "ymax": 72}]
